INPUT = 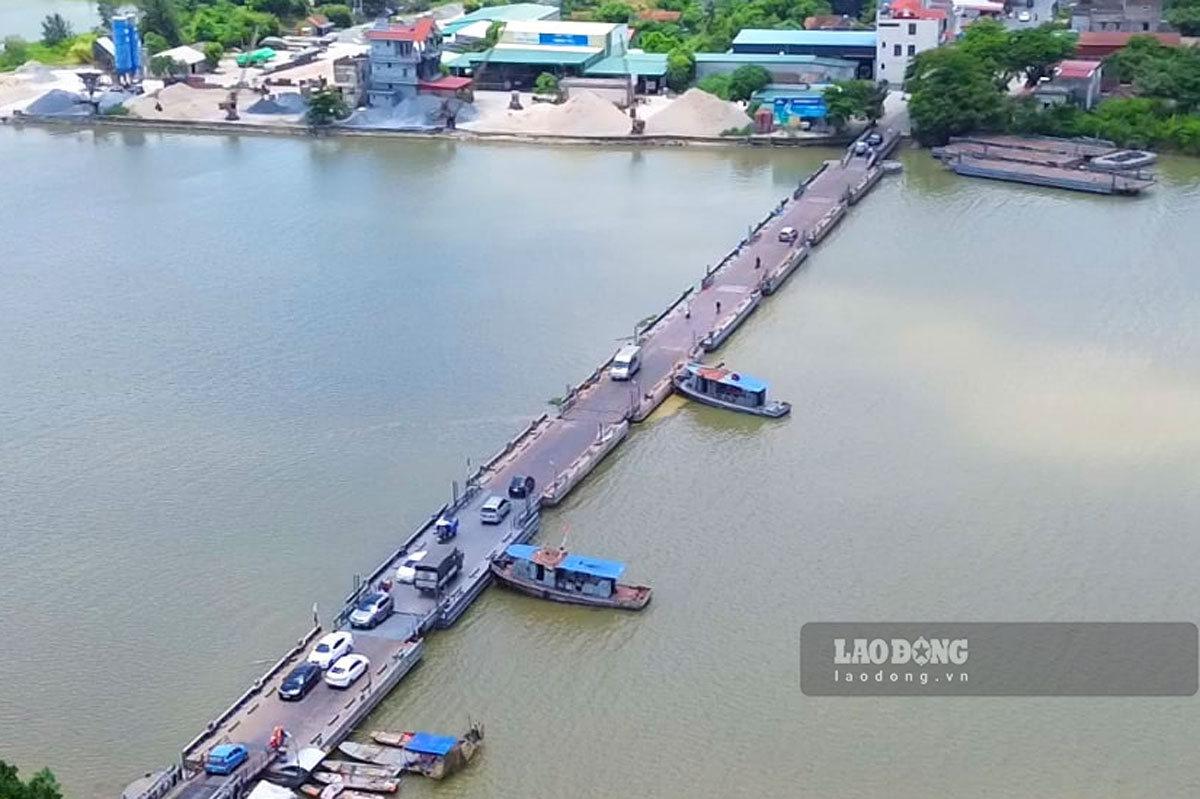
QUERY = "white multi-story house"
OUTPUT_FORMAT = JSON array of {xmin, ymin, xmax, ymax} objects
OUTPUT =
[
  {"xmin": 365, "ymin": 16, "xmax": 443, "ymax": 106},
  {"xmin": 875, "ymin": 0, "xmax": 949, "ymax": 86}
]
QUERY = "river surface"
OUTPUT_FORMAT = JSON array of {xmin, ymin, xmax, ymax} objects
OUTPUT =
[
  {"xmin": 1, "ymin": 125, "xmax": 1199, "ymax": 799},
  {"xmin": 0, "ymin": 0, "xmax": 97, "ymax": 40}
]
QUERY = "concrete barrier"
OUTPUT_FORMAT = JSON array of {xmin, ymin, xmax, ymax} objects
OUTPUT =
[
  {"xmin": 762, "ymin": 245, "xmax": 810, "ymax": 295},
  {"xmin": 540, "ymin": 422, "xmax": 629, "ymax": 506},
  {"xmin": 126, "ymin": 766, "xmax": 183, "ymax": 799},
  {"xmin": 809, "ymin": 202, "xmax": 848, "ymax": 245},
  {"xmin": 848, "ymin": 167, "xmax": 884, "ymax": 205},
  {"xmin": 702, "ymin": 292, "xmax": 762, "ymax": 352},
  {"xmin": 630, "ymin": 370, "xmax": 678, "ymax": 423}
]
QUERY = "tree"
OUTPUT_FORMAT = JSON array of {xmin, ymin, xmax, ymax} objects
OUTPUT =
[
  {"xmin": 727, "ymin": 64, "xmax": 771, "ymax": 101},
  {"xmin": 665, "ymin": 47, "xmax": 694, "ymax": 93},
  {"xmin": 138, "ymin": 0, "xmax": 182, "ymax": 46},
  {"xmin": 697, "ymin": 73, "xmax": 732, "ymax": 99},
  {"xmin": 307, "ymin": 86, "xmax": 349, "ymax": 127},
  {"xmin": 533, "ymin": 71, "xmax": 559, "ymax": 96},
  {"xmin": 203, "ymin": 41, "xmax": 223, "ymax": 69},
  {"xmin": 97, "ymin": 0, "xmax": 118, "ymax": 28},
  {"xmin": 1006, "ymin": 25, "xmax": 1077, "ymax": 85},
  {"xmin": 595, "ymin": 0, "xmax": 633, "ymax": 21},
  {"xmin": 637, "ymin": 30, "xmax": 682, "ymax": 53},
  {"xmin": 41, "ymin": 13, "xmax": 73, "ymax": 46},
  {"xmin": 0, "ymin": 761, "xmax": 63, "ymax": 799},
  {"xmin": 822, "ymin": 79, "xmax": 886, "ymax": 130},
  {"xmin": 149, "ymin": 54, "xmax": 184, "ymax": 76},
  {"xmin": 247, "ymin": 0, "xmax": 307, "ymax": 18},
  {"xmin": 317, "ymin": 3, "xmax": 353, "ymax": 27},
  {"xmin": 1, "ymin": 36, "xmax": 31, "ymax": 69},
  {"xmin": 1166, "ymin": 0, "xmax": 1200, "ymax": 34},
  {"xmin": 905, "ymin": 47, "xmax": 1005, "ymax": 145},
  {"xmin": 143, "ymin": 30, "xmax": 169, "ymax": 53},
  {"xmin": 959, "ymin": 17, "xmax": 1014, "ymax": 89}
]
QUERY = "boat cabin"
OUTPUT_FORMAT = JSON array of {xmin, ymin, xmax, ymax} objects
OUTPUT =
[
  {"xmin": 405, "ymin": 731, "xmax": 472, "ymax": 776},
  {"xmin": 686, "ymin": 366, "xmax": 771, "ymax": 410},
  {"xmin": 503, "ymin": 544, "xmax": 626, "ymax": 600}
]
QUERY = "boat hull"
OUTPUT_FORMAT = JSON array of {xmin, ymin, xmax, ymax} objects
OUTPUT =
[
  {"xmin": 310, "ymin": 773, "xmax": 399, "ymax": 793},
  {"xmin": 673, "ymin": 377, "xmax": 791, "ymax": 418},
  {"xmin": 317, "ymin": 761, "xmax": 402, "ymax": 780},
  {"xmin": 490, "ymin": 561, "xmax": 652, "ymax": 610}
]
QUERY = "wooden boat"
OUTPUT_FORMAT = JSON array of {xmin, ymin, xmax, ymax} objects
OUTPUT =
[
  {"xmin": 674, "ymin": 363, "xmax": 790, "ymax": 418},
  {"xmin": 310, "ymin": 773, "xmax": 399, "ymax": 793},
  {"xmin": 370, "ymin": 731, "xmax": 414, "ymax": 748},
  {"xmin": 298, "ymin": 784, "xmax": 381, "ymax": 799},
  {"xmin": 316, "ymin": 761, "xmax": 402, "ymax": 780},
  {"xmin": 344, "ymin": 725, "xmax": 484, "ymax": 780},
  {"xmin": 490, "ymin": 545, "xmax": 651, "ymax": 610},
  {"xmin": 337, "ymin": 742, "xmax": 407, "ymax": 769}
]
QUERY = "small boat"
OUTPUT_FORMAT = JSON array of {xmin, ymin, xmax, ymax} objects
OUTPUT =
[
  {"xmin": 310, "ymin": 773, "xmax": 399, "ymax": 793},
  {"xmin": 299, "ymin": 784, "xmax": 380, "ymax": 799},
  {"xmin": 673, "ymin": 363, "xmax": 790, "ymax": 418},
  {"xmin": 344, "ymin": 726, "xmax": 484, "ymax": 780},
  {"xmin": 317, "ymin": 761, "xmax": 402, "ymax": 781},
  {"xmin": 490, "ymin": 545, "xmax": 651, "ymax": 610},
  {"xmin": 370, "ymin": 731, "xmax": 414, "ymax": 748}
]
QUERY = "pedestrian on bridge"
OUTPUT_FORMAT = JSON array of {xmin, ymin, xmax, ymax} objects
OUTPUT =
[
  {"xmin": 716, "ymin": 300, "xmax": 722, "ymax": 315},
  {"xmin": 755, "ymin": 256, "xmax": 761, "ymax": 269}
]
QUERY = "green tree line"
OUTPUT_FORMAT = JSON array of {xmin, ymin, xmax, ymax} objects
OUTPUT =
[{"xmin": 904, "ymin": 21, "xmax": 1200, "ymax": 154}]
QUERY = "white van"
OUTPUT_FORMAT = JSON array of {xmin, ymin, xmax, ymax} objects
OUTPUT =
[{"xmin": 610, "ymin": 344, "xmax": 642, "ymax": 381}]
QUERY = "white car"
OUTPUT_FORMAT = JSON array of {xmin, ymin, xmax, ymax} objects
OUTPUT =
[
  {"xmin": 1017, "ymin": 10, "xmax": 1031, "ymax": 20},
  {"xmin": 307, "ymin": 631, "xmax": 353, "ymax": 669},
  {"xmin": 480, "ymin": 494, "xmax": 512, "ymax": 525},
  {"xmin": 778, "ymin": 226, "xmax": 799, "ymax": 244},
  {"xmin": 396, "ymin": 550, "xmax": 428, "ymax": 584},
  {"xmin": 324, "ymin": 654, "xmax": 369, "ymax": 689}
]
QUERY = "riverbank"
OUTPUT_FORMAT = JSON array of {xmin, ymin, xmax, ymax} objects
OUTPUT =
[{"xmin": 1, "ymin": 109, "xmax": 858, "ymax": 148}]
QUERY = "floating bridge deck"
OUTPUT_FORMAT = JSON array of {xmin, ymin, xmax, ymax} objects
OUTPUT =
[{"xmin": 126, "ymin": 131, "xmax": 902, "ymax": 799}]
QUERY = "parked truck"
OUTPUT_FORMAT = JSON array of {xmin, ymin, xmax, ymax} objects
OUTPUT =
[{"xmin": 413, "ymin": 545, "xmax": 465, "ymax": 595}]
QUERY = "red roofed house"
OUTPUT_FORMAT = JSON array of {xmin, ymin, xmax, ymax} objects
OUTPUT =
[
  {"xmin": 365, "ymin": 17, "xmax": 450, "ymax": 106},
  {"xmin": 875, "ymin": 0, "xmax": 950, "ymax": 85},
  {"xmin": 1074, "ymin": 30, "xmax": 1181, "ymax": 58},
  {"xmin": 1034, "ymin": 59, "xmax": 1104, "ymax": 109}
]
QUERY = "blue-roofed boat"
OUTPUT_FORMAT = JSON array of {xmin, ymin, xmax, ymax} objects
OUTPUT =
[
  {"xmin": 673, "ymin": 362, "xmax": 790, "ymax": 418},
  {"xmin": 490, "ymin": 544, "xmax": 652, "ymax": 610},
  {"xmin": 338, "ymin": 724, "xmax": 483, "ymax": 780}
]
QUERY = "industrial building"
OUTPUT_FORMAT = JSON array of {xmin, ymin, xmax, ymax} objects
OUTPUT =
[
  {"xmin": 730, "ymin": 30, "xmax": 877, "ymax": 78},
  {"xmin": 753, "ymin": 84, "xmax": 832, "ymax": 127},
  {"xmin": 366, "ymin": 17, "xmax": 472, "ymax": 106},
  {"xmin": 1033, "ymin": 59, "xmax": 1104, "ymax": 109},
  {"xmin": 446, "ymin": 20, "xmax": 633, "ymax": 90},
  {"xmin": 440, "ymin": 3, "xmax": 561, "ymax": 47},
  {"xmin": 694, "ymin": 53, "xmax": 857, "ymax": 84}
]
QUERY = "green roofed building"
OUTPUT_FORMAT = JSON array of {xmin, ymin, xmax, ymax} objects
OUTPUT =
[
  {"xmin": 446, "ymin": 20, "xmax": 631, "ymax": 90},
  {"xmin": 585, "ymin": 50, "xmax": 667, "ymax": 93},
  {"xmin": 440, "ymin": 3, "xmax": 560, "ymax": 42}
]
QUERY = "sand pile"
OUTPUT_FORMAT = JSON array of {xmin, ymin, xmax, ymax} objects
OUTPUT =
[
  {"xmin": 345, "ymin": 95, "xmax": 474, "ymax": 130},
  {"xmin": 15, "ymin": 60, "xmax": 55, "ymax": 81},
  {"xmin": 25, "ymin": 89, "xmax": 92, "ymax": 116},
  {"xmin": 127, "ymin": 83, "xmax": 229, "ymax": 121},
  {"xmin": 482, "ymin": 91, "xmax": 630, "ymax": 136},
  {"xmin": 644, "ymin": 88, "xmax": 750, "ymax": 136}
]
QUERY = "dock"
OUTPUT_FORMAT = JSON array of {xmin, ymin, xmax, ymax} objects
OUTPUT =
[
  {"xmin": 123, "ymin": 128, "xmax": 902, "ymax": 799},
  {"xmin": 932, "ymin": 135, "xmax": 1155, "ymax": 195}
]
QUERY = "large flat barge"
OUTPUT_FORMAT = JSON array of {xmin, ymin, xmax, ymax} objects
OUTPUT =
[{"xmin": 124, "ymin": 128, "xmax": 902, "ymax": 799}]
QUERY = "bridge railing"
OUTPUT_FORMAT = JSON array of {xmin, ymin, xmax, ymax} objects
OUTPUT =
[{"xmin": 125, "ymin": 765, "xmax": 183, "ymax": 799}]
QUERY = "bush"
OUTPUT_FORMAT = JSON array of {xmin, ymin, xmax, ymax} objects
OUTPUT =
[
  {"xmin": 727, "ymin": 64, "xmax": 771, "ymax": 101},
  {"xmin": 1, "ymin": 36, "xmax": 31, "ymax": 69},
  {"xmin": 67, "ymin": 40, "xmax": 93, "ymax": 63},
  {"xmin": 665, "ymin": 47, "xmax": 694, "ymax": 93},
  {"xmin": 203, "ymin": 41, "xmax": 223, "ymax": 68},
  {"xmin": 697, "ymin": 73, "xmax": 731, "ymax": 100},
  {"xmin": 533, "ymin": 71, "xmax": 559, "ymax": 96},
  {"xmin": 143, "ymin": 31, "xmax": 169, "ymax": 54},
  {"xmin": 307, "ymin": 85, "xmax": 349, "ymax": 126},
  {"xmin": 317, "ymin": 3, "xmax": 353, "ymax": 27},
  {"xmin": 595, "ymin": 0, "xmax": 633, "ymax": 21},
  {"xmin": 719, "ymin": 124, "xmax": 752, "ymax": 136}
]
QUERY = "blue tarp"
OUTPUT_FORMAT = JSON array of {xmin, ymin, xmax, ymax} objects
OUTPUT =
[
  {"xmin": 407, "ymin": 732, "xmax": 457, "ymax": 756},
  {"xmin": 560, "ymin": 554, "xmax": 625, "ymax": 580},
  {"xmin": 506, "ymin": 544, "xmax": 539, "ymax": 560},
  {"xmin": 690, "ymin": 365, "xmax": 769, "ymax": 393}
]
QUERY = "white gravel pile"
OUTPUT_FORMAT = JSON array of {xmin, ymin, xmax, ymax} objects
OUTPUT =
[
  {"xmin": 482, "ymin": 91, "xmax": 630, "ymax": 136},
  {"xmin": 644, "ymin": 88, "xmax": 750, "ymax": 136}
]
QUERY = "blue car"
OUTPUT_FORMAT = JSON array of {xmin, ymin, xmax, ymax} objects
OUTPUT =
[{"xmin": 205, "ymin": 743, "xmax": 249, "ymax": 776}]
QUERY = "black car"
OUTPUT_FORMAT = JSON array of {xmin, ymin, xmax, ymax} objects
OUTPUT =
[
  {"xmin": 278, "ymin": 662, "xmax": 322, "ymax": 701},
  {"xmin": 508, "ymin": 474, "xmax": 536, "ymax": 499},
  {"xmin": 866, "ymin": 131, "xmax": 883, "ymax": 147}
]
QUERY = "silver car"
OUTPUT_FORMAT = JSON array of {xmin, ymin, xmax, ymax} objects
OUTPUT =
[
  {"xmin": 349, "ymin": 591, "xmax": 393, "ymax": 629},
  {"xmin": 480, "ymin": 495, "xmax": 511, "ymax": 524}
]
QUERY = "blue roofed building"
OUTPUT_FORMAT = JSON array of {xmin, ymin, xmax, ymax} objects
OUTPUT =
[{"xmin": 730, "ymin": 29, "xmax": 878, "ymax": 78}]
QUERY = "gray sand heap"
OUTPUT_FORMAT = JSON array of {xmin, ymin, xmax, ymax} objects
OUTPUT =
[
  {"xmin": 644, "ymin": 88, "xmax": 750, "ymax": 137},
  {"xmin": 246, "ymin": 92, "xmax": 307, "ymax": 115},
  {"xmin": 25, "ymin": 88, "xmax": 92, "ymax": 116},
  {"xmin": 345, "ymin": 95, "xmax": 475, "ymax": 130}
]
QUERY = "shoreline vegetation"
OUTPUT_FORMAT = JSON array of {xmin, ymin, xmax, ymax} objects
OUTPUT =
[{"xmin": 905, "ymin": 20, "xmax": 1200, "ymax": 156}]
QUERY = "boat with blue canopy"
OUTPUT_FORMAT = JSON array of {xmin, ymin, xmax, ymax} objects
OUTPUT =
[
  {"xmin": 338, "ymin": 724, "xmax": 483, "ymax": 780},
  {"xmin": 673, "ymin": 362, "xmax": 790, "ymax": 418},
  {"xmin": 489, "ymin": 544, "xmax": 652, "ymax": 610}
]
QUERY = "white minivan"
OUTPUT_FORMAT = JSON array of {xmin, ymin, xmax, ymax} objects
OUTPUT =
[{"xmin": 610, "ymin": 345, "xmax": 642, "ymax": 381}]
